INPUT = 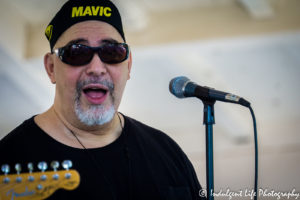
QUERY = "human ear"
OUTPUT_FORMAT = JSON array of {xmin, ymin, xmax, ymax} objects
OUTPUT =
[
  {"xmin": 127, "ymin": 52, "xmax": 132, "ymax": 80},
  {"xmin": 44, "ymin": 53, "xmax": 56, "ymax": 84}
]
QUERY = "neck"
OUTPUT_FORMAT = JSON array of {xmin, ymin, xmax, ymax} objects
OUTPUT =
[{"xmin": 35, "ymin": 106, "xmax": 123, "ymax": 149}]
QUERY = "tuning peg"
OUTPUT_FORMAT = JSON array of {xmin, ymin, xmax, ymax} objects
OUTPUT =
[
  {"xmin": 1, "ymin": 164, "xmax": 10, "ymax": 183},
  {"xmin": 15, "ymin": 163, "xmax": 22, "ymax": 182},
  {"xmin": 51, "ymin": 161, "xmax": 60, "ymax": 180},
  {"xmin": 15, "ymin": 163, "xmax": 22, "ymax": 174},
  {"xmin": 38, "ymin": 162, "xmax": 48, "ymax": 172},
  {"xmin": 62, "ymin": 160, "xmax": 72, "ymax": 170},
  {"xmin": 27, "ymin": 163, "xmax": 35, "ymax": 182},
  {"xmin": 51, "ymin": 161, "xmax": 60, "ymax": 171},
  {"xmin": 38, "ymin": 162, "xmax": 48, "ymax": 181},
  {"xmin": 28, "ymin": 162, "xmax": 34, "ymax": 173},
  {"xmin": 1, "ymin": 164, "xmax": 10, "ymax": 174},
  {"xmin": 62, "ymin": 160, "xmax": 73, "ymax": 179}
]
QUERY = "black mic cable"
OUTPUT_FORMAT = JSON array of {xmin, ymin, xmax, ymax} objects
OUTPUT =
[
  {"xmin": 169, "ymin": 76, "xmax": 258, "ymax": 200},
  {"xmin": 249, "ymin": 106, "xmax": 258, "ymax": 200}
]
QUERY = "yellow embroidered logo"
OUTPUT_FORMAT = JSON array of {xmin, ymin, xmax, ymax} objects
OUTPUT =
[
  {"xmin": 45, "ymin": 25, "xmax": 53, "ymax": 41},
  {"xmin": 72, "ymin": 6, "xmax": 112, "ymax": 18}
]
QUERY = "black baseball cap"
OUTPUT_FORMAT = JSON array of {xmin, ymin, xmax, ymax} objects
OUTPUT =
[{"xmin": 45, "ymin": 0, "xmax": 125, "ymax": 50}]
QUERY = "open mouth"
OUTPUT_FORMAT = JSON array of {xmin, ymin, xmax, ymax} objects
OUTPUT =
[
  {"xmin": 82, "ymin": 84, "xmax": 109, "ymax": 104},
  {"xmin": 83, "ymin": 88, "xmax": 107, "ymax": 98}
]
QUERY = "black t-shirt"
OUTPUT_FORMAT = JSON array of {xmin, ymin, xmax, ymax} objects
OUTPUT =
[{"xmin": 0, "ymin": 115, "xmax": 204, "ymax": 200}]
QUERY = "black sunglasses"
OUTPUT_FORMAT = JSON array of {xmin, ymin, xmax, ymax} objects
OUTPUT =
[{"xmin": 53, "ymin": 42, "xmax": 130, "ymax": 66}]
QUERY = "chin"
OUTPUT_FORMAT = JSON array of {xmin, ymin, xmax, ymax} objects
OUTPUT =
[{"xmin": 75, "ymin": 103, "xmax": 116, "ymax": 126}]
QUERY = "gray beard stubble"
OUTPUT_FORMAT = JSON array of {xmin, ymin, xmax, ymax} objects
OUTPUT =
[{"xmin": 74, "ymin": 78, "xmax": 116, "ymax": 126}]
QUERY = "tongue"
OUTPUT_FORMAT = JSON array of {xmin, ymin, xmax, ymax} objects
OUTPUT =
[{"xmin": 85, "ymin": 90, "xmax": 106, "ymax": 99}]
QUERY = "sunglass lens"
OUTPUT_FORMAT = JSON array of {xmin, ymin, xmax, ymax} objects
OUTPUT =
[
  {"xmin": 62, "ymin": 44, "xmax": 93, "ymax": 66},
  {"xmin": 100, "ymin": 43, "xmax": 128, "ymax": 64}
]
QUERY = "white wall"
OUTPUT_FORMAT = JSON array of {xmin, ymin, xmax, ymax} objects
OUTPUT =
[{"xmin": 0, "ymin": 0, "xmax": 27, "ymax": 59}]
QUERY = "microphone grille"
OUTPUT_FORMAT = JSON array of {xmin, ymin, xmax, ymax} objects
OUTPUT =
[{"xmin": 169, "ymin": 76, "xmax": 190, "ymax": 98}]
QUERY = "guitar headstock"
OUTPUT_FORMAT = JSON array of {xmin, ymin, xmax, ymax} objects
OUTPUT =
[{"xmin": 0, "ymin": 160, "xmax": 80, "ymax": 200}]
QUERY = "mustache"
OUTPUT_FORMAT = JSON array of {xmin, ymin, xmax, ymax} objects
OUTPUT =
[{"xmin": 76, "ymin": 78, "xmax": 115, "ymax": 98}]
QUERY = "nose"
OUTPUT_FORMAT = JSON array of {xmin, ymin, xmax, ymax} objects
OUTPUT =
[{"xmin": 85, "ymin": 53, "xmax": 107, "ymax": 76}]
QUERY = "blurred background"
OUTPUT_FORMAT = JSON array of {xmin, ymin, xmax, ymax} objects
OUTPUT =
[{"xmin": 0, "ymin": 0, "xmax": 299, "ymax": 199}]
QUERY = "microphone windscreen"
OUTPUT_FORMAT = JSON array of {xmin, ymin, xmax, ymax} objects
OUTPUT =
[{"xmin": 169, "ymin": 76, "xmax": 190, "ymax": 98}]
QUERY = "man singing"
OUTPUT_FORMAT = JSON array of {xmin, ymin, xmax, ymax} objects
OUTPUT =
[{"xmin": 0, "ymin": 1, "xmax": 205, "ymax": 199}]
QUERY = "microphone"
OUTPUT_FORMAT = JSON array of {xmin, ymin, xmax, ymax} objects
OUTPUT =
[{"xmin": 169, "ymin": 76, "xmax": 250, "ymax": 107}]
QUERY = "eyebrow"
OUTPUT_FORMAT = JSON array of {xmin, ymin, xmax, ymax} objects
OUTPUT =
[
  {"xmin": 66, "ymin": 38, "xmax": 121, "ymax": 46},
  {"xmin": 102, "ymin": 38, "xmax": 119, "ymax": 44},
  {"xmin": 66, "ymin": 38, "xmax": 88, "ymax": 46}
]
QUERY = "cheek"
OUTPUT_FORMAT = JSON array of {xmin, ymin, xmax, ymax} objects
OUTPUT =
[
  {"xmin": 55, "ymin": 65, "xmax": 82, "ymax": 98},
  {"xmin": 109, "ymin": 67, "xmax": 128, "ymax": 96},
  {"xmin": 113, "ymin": 67, "xmax": 128, "ymax": 84}
]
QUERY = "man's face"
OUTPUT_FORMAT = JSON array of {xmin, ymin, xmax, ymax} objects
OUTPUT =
[{"xmin": 46, "ymin": 21, "xmax": 132, "ymax": 128}]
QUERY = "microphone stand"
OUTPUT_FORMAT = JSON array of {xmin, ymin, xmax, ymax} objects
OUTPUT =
[{"xmin": 202, "ymin": 99, "xmax": 216, "ymax": 200}]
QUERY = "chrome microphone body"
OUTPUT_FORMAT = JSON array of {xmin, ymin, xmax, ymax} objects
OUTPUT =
[{"xmin": 169, "ymin": 76, "xmax": 250, "ymax": 107}]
